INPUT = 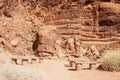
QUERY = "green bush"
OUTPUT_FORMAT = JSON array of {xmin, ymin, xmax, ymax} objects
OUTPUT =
[
  {"xmin": 0, "ymin": 65, "xmax": 48, "ymax": 80},
  {"xmin": 99, "ymin": 49, "xmax": 120, "ymax": 71}
]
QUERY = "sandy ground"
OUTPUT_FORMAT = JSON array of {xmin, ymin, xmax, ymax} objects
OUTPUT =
[{"xmin": 0, "ymin": 59, "xmax": 120, "ymax": 80}]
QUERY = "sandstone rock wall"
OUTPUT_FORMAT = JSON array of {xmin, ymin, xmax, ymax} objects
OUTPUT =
[
  {"xmin": 0, "ymin": 0, "xmax": 120, "ymax": 59},
  {"xmin": 35, "ymin": 2, "xmax": 120, "ymax": 59}
]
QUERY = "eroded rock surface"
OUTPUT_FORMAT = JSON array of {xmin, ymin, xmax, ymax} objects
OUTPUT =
[{"xmin": 0, "ymin": 0, "xmax": 120, "ymax": 59}]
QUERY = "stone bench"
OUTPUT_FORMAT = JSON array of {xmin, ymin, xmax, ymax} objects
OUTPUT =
[
  {"xmin": 21, "ymin": 57, "xmax": 31, "ymax": 64},
  {"xmin": 11, "ymin": 57, "xmax": 43, "ymax": 65},
  {"xmin": 68, "ymin": 58, "xmax": 97, "ymax": 70},
  {"xmin": 31, "ymin": 57, "xmax": 40, "ymax": 63},
  {"xmin": 74, "ymin": 60, "xmax": 97, "ymax": 70},
  {"xmin": 68, "ymin": 58, "xmax": 80, "ymax": 67},
  {"xmin": 11, "ymin": 57, "xmax": 22, "ymax": 65},
  {"xmin": 68, "ymin": 58, "xmax": 88, "ymax": 66}
]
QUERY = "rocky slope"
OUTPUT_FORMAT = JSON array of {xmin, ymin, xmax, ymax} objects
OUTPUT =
[{"xmin": 0, "ymin": 0, "xmax": 43, "ymax": 54}]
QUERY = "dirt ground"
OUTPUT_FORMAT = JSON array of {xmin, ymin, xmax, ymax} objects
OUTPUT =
[
  {"xmin": 0, "ymin": 59, "xmax": 120, "ymax": 80},
  {"xmin": 24, "ymin": 60, "xmax": 120, "ymax": 80}
]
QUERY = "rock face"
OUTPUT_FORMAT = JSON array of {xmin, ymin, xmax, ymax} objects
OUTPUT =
[
  {"xmin": 35, "ymin": 2, "xmax": 120, "ymax": 59},
  {"xmin": 0, "ymin": 0, "xmax": 120, "ymax": 59}
]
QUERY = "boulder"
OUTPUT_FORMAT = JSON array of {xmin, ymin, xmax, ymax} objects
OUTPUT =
[
  {"xmin": 10, "ymin": 39, "xmax": 20, "ymax": 47},
  {"xmin": 36, "ymin": 25, "xmax": 59, "ymax": 54}
]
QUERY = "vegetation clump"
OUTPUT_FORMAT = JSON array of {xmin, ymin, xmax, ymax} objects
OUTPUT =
[
  {"xmin": 0, "ymin": 66, "xmax": 48, "ymax": 80},
  {"xmin": 99, "ymin": 49, "xmax": 120, "ymax": 71}
]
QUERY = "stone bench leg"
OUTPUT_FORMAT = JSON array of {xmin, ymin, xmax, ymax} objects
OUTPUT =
[
  {"xmin": 69, "ymin": 61, "xmax": 74, "ymax": 67},
  {"xmin": 31, "ymin": 59, "xmax": 37, "ymax": 63},
  {"xmin": 17, "ymin": 59, "xmax": 22, "ymax": 65},
  {"xmin": 89, "ymin": 64, "xmax": 96, "ymax": 69},
  {"xmin": 75, "ymin": 63, "xmax": 82, "ymax": 71},
  {"xmin": 11, "ymin": 59, "xmax": 17, "ymax": 64},
  {"xmin": 39, "ymin": 57, "xmax": 44, "ymax": 63},
  {"xmin": 39, "ymin": 58, "xmax": 42, "ymax": 63},
  {"xmin": 36, "ymin": 58, "xmax": 39, "ymax": 63},
  {"xmin": 22, "ymin": 59, "xmax": 28, "ymax": 65},
  {"xmin": 28, "ymin": 59, "xmax": 32, "ymax": 64}
]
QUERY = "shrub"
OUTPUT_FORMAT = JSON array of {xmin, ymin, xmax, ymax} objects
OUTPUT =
[
  {"xmin": 0, "ymin": 65, "xmax": 48, "ymax": 80},
  {"xmin": 99, "ymin": 49, "xmax": 120, "ymax": 71}
]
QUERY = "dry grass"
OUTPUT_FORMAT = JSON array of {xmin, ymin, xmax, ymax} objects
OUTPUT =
[
  {"xmin": 0, "ymin": 65, "xmax": 48, "ymax": 80},
  {"xmin": 99, "ymin": 49, "xmax": 120, "ymax": 71}
]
